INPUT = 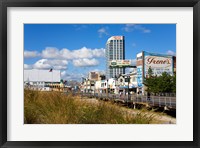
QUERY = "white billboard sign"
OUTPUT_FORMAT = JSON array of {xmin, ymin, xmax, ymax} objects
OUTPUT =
[
  {"xmin": 109, "ymin": 60, "xmax": 131, "ymax": 67},
  {"xmin": 145, "ymin": 56, "xmax": 172, "ymax": 68},
  {"xmin": 144, "ymin": 56, "xmax": 173, "ymax": 76}
]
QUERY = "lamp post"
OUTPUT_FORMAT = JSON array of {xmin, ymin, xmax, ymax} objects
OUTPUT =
[
  {"xmin": 106, "ymin": 79, "xmax": 108, "ymax": 98},
  {"xmin": 86, "ymin": 78, "xmax": 88, "ymax": 93},
  {"xmin": 126, "ymin": 75, "xmax": 130, "ymax": 104}
]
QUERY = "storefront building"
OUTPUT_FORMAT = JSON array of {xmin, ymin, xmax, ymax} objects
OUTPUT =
[{"xmin": 136, "ymin": 51, "xmax": 176, "ymax": 94}]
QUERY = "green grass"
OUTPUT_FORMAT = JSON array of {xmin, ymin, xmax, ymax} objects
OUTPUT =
[{"xmin": 24, "ymin": 90, "xmax": 156, "ymax": 124}]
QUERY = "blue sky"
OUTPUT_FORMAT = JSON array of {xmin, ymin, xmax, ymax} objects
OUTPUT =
[{"xmin": 24, "ymin": 24, "xmax": 176, "ymax": 81}]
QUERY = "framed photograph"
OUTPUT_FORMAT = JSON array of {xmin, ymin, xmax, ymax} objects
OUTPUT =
[{"xmin": 0, "ymin": 0, "xmax": 199, "ymax": 147}]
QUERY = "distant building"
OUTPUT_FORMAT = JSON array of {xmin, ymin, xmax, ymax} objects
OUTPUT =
[
  {"xmin": 106, "ymin": 36, "xmax": 125, "ymax": 79},
  {"xmin": 136, "ymin": 51, "xmax": 176, "ymax": 94},
  {"xmin": 24, "ymin": 69, "xmax": 61, "ymax": 91},
  {"xmin": 88, "ymin": 71, "xmax": 101, "ymax": 81},
  {"xmin": 94, "ymin": 79, "xmax": 110, "ymax": 94},
  {"xmin": 81, "ymin": 73, "xmax": 106, "ymax": 94},
  {"xmin": 81, "ymin": 78, "xmax": 95, "ymax": 93},
  {"xmin": 116, "ymin": 70, "xmax": 137, "ymax": 95}
]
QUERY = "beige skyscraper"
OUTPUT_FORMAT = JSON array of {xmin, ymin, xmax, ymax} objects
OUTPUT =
[{"xmin": 106, "ymin": 36, "xmax": 125, "ymax": 78}]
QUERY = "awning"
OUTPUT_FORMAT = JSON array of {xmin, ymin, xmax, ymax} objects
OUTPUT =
[{"xmin": 119, "ymin": 85, "xmax": 137, "ymax": 89}]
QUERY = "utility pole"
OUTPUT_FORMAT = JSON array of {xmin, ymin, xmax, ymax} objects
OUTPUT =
[
  {"xmin": 106, "ymin": 79, "xmax": 108, "ymax": 98},
  {"xmin": 126, "ymin": 75, "xmax": 130, "ymax": 105}
]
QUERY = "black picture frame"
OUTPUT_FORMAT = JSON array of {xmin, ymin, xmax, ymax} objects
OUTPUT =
[{"xmin": 0, "ymin": 0, "xmax": 199, "ymax": 147}]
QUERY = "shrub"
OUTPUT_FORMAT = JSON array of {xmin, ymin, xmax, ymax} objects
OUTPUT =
[{"xmin": 24, "ymin": 90, "xmax": 155, "ymax": 124}]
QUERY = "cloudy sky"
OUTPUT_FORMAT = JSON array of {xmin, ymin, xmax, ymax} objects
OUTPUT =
[{"xmin": 24, "ymin": 24, "xmax": 176, "ymax": 81}]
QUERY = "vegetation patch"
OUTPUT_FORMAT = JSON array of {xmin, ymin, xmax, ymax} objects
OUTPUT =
[{"xmin": 24, "ymin": 90, "xmax": 157, "ymax": 124}]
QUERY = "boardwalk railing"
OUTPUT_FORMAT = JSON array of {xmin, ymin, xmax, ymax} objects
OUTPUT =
[
  {"xmin": 64, "ymin": 92, "xmax": 176, "ymax": 109},
  {"xmin": 133, "ymin": 96, "xmax": 176, "ymax": 109}
]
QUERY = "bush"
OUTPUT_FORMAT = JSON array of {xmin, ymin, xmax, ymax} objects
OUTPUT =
[
  {"xmin": 24, "ymin": 90, "xmax": 155, "ymax": 124},
  {"xmin": 143, "ymin": 68, "xmax": 176, "ymax": 94}
]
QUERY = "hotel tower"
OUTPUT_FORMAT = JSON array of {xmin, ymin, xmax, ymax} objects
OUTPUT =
[{"xmin": 106, "ymin": 36, "xmax": 125, "ymax": 78}]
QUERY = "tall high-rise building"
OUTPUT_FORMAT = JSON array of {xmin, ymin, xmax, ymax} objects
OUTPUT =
[{"xmin": 106, "ymin": 36, "xmax": 125, "ymax": 78}]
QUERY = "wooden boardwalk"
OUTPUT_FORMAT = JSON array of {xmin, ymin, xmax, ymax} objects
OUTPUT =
[{"xmin": 79, "ymin": 93, "xmax": 176, "ymax": 110}]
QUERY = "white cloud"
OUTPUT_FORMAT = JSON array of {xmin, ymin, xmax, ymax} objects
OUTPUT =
[
  {"xmin": 73, "ymin": 58, "xmax": 99, "ymax": 67},
  {"xmin": 92, "ymin": 48, "xmax": 105, "ymax": 57},
  {"xmin": 166, "ymin": 50, "xmax": 176, "ymax": 56},
  {"xmin": 24, "ymin": 51, "xmax": 40, "ymax": 58},
  {"xmin": 53, "ymin": 66, "xmax": 67, "ymax": 70},
  {"xmin": 25, "ymin": 47, "xmax": 105, "ymax": 71},
  {"xmin": 98, "ymin": 27, "xmax": 109, "ymax": 37},
  {"xmin": 143, "ymin": 29, "xmax": 151, "ymax": 33},
  {"xmin": 74, "ymin": 25, "xmax": 87, "ymax": 31},
  {"xmin": 125, "ymin": 68, "xmax": 136, "ymax": 74},
  {"xmin": 61, "ymin": 70, "xmax": 67, "ymax": 77},
  {"xmin": 32, "ymin": 59, "xmax": 68, "ymax": 70},
  {"xmin": 123, "ymin": 24, "xmax": 135, "ymax": 32},
  {"xmin": 125, "ymin": 68, "xmax": 132, "ymax": 73},
  {"xmin": 61, "ymin": 70, "xmax": 85, "ymax": 81},
  {"xmin": 123, "ymin": 24, "xmax": 151, "ymax": 33},
  {"xmin": 131, "ymin": 59, "xmax": 136, "ymax": 66},
  {"xmin": 89, "ymin": 69, "xmax": 106, "ymax": 75},
  {"xmin": 59, "ymin": 48, "xmax": 72, "ymax": 59},
  {"xmin": 33, "ymin": 59, "xmax": 51, "ymax": 69},
  {"xmin": 44, "ymin": 59, "xmax": 68, "ymax": 66},
  {"xmin": 41, "ymin": 47, "xmax": 105, "ymax": 60},
  {"xmin": 41, "ymin": 47, "xmax": 60, "ymax": 58},
  {"xmin": 124, "ymin": 59, "xmax": 136, "ymax": 74},
  {"xmin": 132, "ymin": 43, "xmax": 136, "ymax": 47},
  {"xmin": 70, "ymin": 47, "xmax": 94, "ymax": 59},
  {"xmin": 24, "ymin": 64, "xmax": 32, "ymax": 69}
]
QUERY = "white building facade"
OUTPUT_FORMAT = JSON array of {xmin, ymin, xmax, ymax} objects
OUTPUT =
[
  {"xmin": 106, "ymin": 36, "xmax": 125, "ymax": 79},
  {"xmin": 136, "ymin": 51, "xmax": 175, "ymax": 94},
  {"xmin": 24, "ymin": 69, "xmax": 61, "ymax": 91}
]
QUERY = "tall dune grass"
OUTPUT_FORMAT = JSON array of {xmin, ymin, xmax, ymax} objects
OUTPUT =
[{"xmin": 24, "ymin": 90, "xmax": 155, "ymax": 124}]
